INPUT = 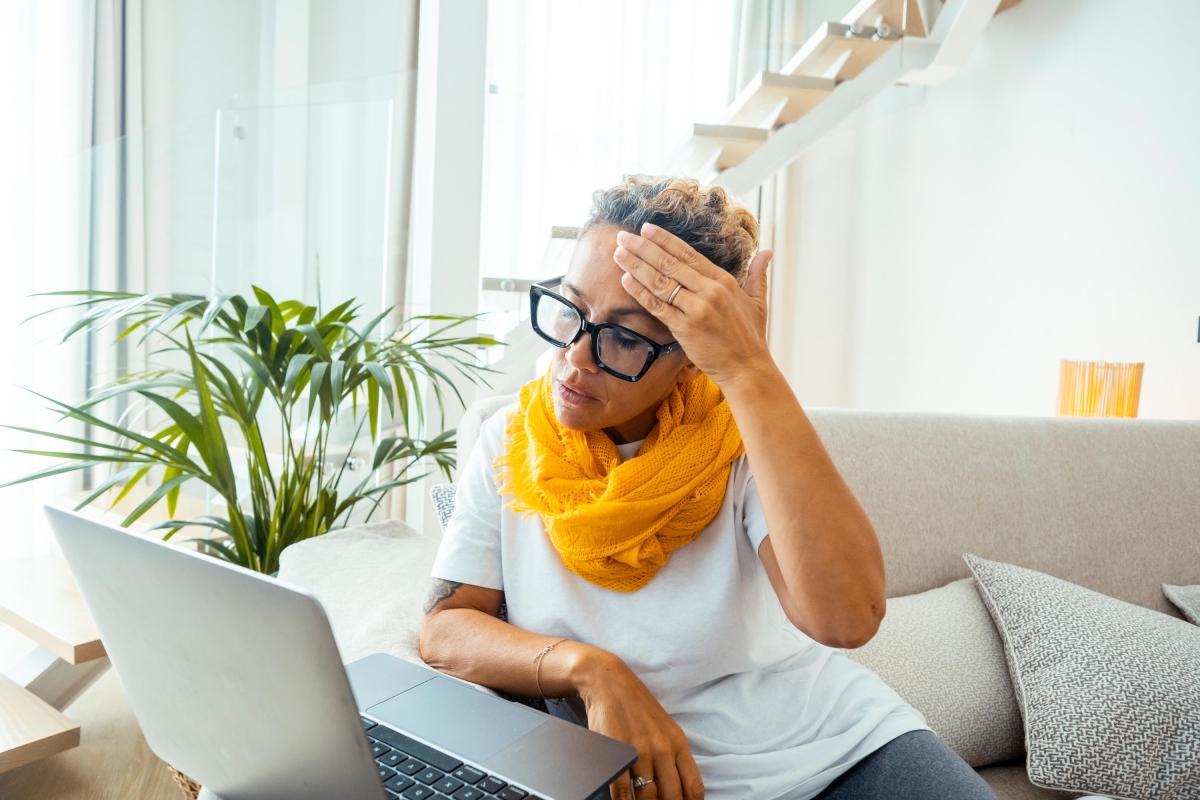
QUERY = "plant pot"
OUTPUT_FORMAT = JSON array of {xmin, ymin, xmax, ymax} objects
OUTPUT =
[{"xmin": 169, "ymin": 766, "xmax": 201, "ymax": 800}]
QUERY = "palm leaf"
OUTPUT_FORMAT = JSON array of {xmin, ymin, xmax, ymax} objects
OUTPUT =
[
  {"xmin": 72, "ymin": 465, "xmax": 145, "ymax": 511},
  {"xmin": 0, "ymin": 460, "xmax": 106, "ymax": 488},
  {"xmin": 119, "ymin": 473, "xmax": 191, "ymax": 527},
  {"xmin": 197, "ymin": 294, "xmax": 235, "ymax": 336},
  {"xmin": 109, "ymin": 465, "xmax": 154, "ymax": 509},
  {"xmin": 180, "ymin": 537, "xmax": 242, "ymax": 565}
]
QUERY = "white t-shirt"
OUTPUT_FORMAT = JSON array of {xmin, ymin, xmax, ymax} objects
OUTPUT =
[{"xmin": 432, "ymin": 405, "xmax": 927, "ymax": 800}]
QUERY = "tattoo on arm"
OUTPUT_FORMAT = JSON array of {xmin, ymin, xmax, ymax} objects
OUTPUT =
[{"xmin": 423, "ymin": 578, "xmax": 465, "ymax": 615}]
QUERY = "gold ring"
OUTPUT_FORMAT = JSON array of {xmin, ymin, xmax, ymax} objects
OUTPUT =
[{"xmin": 667, "ymin": 284, "xmax": 683, "ymax": 306}]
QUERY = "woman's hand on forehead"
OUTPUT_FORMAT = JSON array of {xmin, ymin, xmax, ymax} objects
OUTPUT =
[{"xmin": 613, "ymin": 223, "xmax": 774, "ymax": 389}]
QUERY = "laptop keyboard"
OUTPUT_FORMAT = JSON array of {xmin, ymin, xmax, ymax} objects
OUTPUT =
[{"xmin": 363, "ymin": 715, "xmax": 546, "ymax": 800}]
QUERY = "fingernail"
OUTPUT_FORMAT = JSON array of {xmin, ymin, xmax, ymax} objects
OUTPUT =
[
  {"xmin": 616, "ymin": 230, "xmax": 632, "ymax": 243},
  {"xmin": 614, "ymin": 246, "xmax": 628, "ymax": 259},
  {"xmin": 641, "ymin": 222, "xmax": 659, "ymax": 235}
]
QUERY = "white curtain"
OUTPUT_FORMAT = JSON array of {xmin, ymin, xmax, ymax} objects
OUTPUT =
[
  {"xmin": 0, "ymin": 1, "xmax": 92, "ymax": 559},
  {"xmin": 0, "ymin": 0, "xmax": 146, "ymax": 559},
  {"xmin": 730, "ymin": 0, "xmax": 809, "ymax": 99},
  {"xmin": 476, "ymin": 0, "xmax": 742, "ymax": 346}
]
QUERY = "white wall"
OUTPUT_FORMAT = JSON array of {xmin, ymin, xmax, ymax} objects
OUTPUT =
[{"xmin": 769, "ymin": 0, "xmax": 1200, "ymax": 420}]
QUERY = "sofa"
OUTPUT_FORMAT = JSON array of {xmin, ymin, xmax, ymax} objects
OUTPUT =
[{"xmin": 202, "ymin": 400, "xmax": 1199, "ymax": 800}]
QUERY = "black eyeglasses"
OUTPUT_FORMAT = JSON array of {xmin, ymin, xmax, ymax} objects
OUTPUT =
[{"xmin": 529, "ymin": 276, "xmax": 682, "ymax": 382}]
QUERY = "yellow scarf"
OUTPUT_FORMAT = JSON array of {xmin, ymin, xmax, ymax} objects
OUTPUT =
[{"xmin": 495, "ymin": 372, "xmax": 744, "ymax": 592}]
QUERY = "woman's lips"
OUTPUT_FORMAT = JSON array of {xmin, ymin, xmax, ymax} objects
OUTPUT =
[{"xmin": 556, "ymin": 378, "xmax": 598, "ymax": 405}]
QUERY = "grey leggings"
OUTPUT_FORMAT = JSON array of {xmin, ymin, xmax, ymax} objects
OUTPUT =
[{"xmin": 814, "ymin": 730, "xmax": 999, "ymax": 800}]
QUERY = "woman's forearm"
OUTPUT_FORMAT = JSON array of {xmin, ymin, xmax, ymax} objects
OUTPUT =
[
  {"xmin": 722, "ymin": 358, "xmax": 887, "ymax": 648},
  {"xmin": 419, "ymin": 605, "xmax": 618, "ymax": 700}
]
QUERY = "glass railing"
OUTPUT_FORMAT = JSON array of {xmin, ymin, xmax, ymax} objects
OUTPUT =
[{"xmin": 209, "ymin": 93, "xmax": 398, "ymax": 318}]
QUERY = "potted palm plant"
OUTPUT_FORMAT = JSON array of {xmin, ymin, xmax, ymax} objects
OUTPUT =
[{"xmin": 4, "ymin": 287, "xmax": 499, "ymax": 574}]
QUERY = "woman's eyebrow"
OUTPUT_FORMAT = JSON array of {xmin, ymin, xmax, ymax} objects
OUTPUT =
[{"xmin": 562, "ymin": 280, "xmax": 654, "ymax": 320}]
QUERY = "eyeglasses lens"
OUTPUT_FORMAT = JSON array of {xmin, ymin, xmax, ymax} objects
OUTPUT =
[
  {"xmin": 536, "ymin": 292, "xmax": 582, "ymax": 345},
  {"xmin": 596, "ymin": 327, "xmax": 654, "ymax": 378}
]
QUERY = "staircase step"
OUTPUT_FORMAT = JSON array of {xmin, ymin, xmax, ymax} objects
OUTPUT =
[
  {"xmin": 665, "ymin": 123, "xmax": 769, "ymax": 180},
  {"xmin": 693, "ymin": 123, "xmax": 769, "ymax": 170},
  {"xmin": 782, "ymin": 21, "xmax": 898, "ymax": 82},
  {"xmin": 0, "ymin": 673, "xmax": 80, "ymax": 773},
  {"xmin": 723, "ymin": 73, "xmax": 835, "ymax": 128},
  {"xmin": 0, "ymin": 556, "xmax": 105, "ymax": 665}
]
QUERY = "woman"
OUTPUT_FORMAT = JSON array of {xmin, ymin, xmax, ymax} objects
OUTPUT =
[{"xmin": 421, "ymin": 177, "xmax": 997, "ymax": 800}]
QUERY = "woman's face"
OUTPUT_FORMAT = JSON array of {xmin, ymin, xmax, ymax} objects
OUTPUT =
[{"xmin": 549, "ymin": 226, "xmax": 700, "ymax": 440}]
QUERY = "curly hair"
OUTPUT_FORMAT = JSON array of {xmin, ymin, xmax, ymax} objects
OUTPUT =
[{"xmin": 581, "ymin": 175, "xmax": 760, "ymax": 284}]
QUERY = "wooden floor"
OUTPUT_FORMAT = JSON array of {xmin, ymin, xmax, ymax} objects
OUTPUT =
[{"xmin": 0, "ymin": 624, "xmax": 179, "ymax": 800}]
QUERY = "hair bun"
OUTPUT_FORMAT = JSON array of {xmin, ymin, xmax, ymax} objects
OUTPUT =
[{"xmin": 583, "ymin": 175, "xmax": 759, "ymax": 283}]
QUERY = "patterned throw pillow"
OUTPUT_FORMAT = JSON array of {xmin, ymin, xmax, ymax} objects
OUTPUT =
[
  {"xmin": 845, "ymin": 578, "xmax": 1024, "ymax": 767},
  {"xmin": 965, "ymin": 554, "xmax": 1200, "ymax": 800},
  {"xmin": 431, "ymin": 482, "xmax": 458, "ymax": 532},
  {"xmin": 1163, "ymin": 584, "xmax": 1200, "ymax": 626}
]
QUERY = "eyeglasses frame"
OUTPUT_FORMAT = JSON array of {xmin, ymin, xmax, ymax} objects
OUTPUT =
[{"xmin": 529, "ymin": 276, "xmax": 683, "ymax": 382}]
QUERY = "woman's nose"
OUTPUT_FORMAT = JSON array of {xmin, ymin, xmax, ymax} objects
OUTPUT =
[{"xmin": 563, "ymin": 331, "xmax": 598, "ymax": 372}]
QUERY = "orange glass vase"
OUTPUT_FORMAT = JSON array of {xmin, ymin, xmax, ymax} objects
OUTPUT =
[{"xmin": 1056, "ymin": 360, "xmax": 1144, "ymax": 418}]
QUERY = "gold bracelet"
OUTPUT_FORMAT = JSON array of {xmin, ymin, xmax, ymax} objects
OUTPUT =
[{"xmin": 532, "ymin": 638, "xmax": 567, "ymax": 699}]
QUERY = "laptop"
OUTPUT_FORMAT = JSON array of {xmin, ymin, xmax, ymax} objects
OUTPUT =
[{"xmin": 46, "ymin": 506, "xmax": 637, "ymax": 800}]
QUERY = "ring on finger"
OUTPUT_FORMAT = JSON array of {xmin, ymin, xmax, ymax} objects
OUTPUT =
[
  {"xmin": 632, "ymin": 776, "xmax": 655, "ymax": 791},
  {"xmin": 666, "ymin": 283, "xmax": 682, "ymax": 306}
]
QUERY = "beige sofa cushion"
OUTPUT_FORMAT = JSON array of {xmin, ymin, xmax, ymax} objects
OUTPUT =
[
  {"xmin": 276, "ymin": 519, "xmax": 438, "ymax": 667},
  {"xmin": 977, "ymin": 762, "xmax": 1082, "ymax": 800},
  {"xmin": 808, "ymin": 410, "xmax": 1200, "ymax": 616},
  {"xmin": 846, "ymin": 578, "xmax": 1023, "ymax": 768}
]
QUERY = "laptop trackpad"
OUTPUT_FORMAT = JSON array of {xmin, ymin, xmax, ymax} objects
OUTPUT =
[{"xmin": 367, "ymin": 677, "xmax": 547, "ymax": 763}]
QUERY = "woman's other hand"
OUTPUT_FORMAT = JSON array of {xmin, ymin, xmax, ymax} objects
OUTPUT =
[
  {"xmin": 613, "ymin": 223, "xmax": 773, "ymax": 390},
  {"xmin": 574, "ymin": 649, "xmax": 704, "ymax": 800}
]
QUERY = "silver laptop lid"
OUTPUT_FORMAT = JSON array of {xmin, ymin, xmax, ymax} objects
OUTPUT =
[{"xmin": 45, "ymin": 505, "xmax": 386, "ymax": 800}]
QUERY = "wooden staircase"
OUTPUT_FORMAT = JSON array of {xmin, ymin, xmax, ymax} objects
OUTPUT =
[
  {"xmin": 666, "ymin": 0, "xmax": 1021, "ymax": 191},
  {"xmin": 0, "ymin": 556, "xmax": 109, "ymax": 773}
]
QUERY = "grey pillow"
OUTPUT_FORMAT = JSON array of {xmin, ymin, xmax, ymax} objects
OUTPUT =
[
  {"xmin": 1163, "ymin": 584, "xmax": 1200, "ymax": 626},
  {"xmin": 431, "ymin": 482, "xmax": 458, "ymax": 532},
  {"xmin": 846, "ymin": 578, "xmax": 1023, "ymax": 767},
  {"xmin": 965, "ymin": 554, "xmax": 1200, "ymax": 799}
]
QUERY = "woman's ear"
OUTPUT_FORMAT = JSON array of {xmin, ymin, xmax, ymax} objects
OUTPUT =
[{"xmin": 675, "ymin": 359, "xmax": 703, "ymax": 384}]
